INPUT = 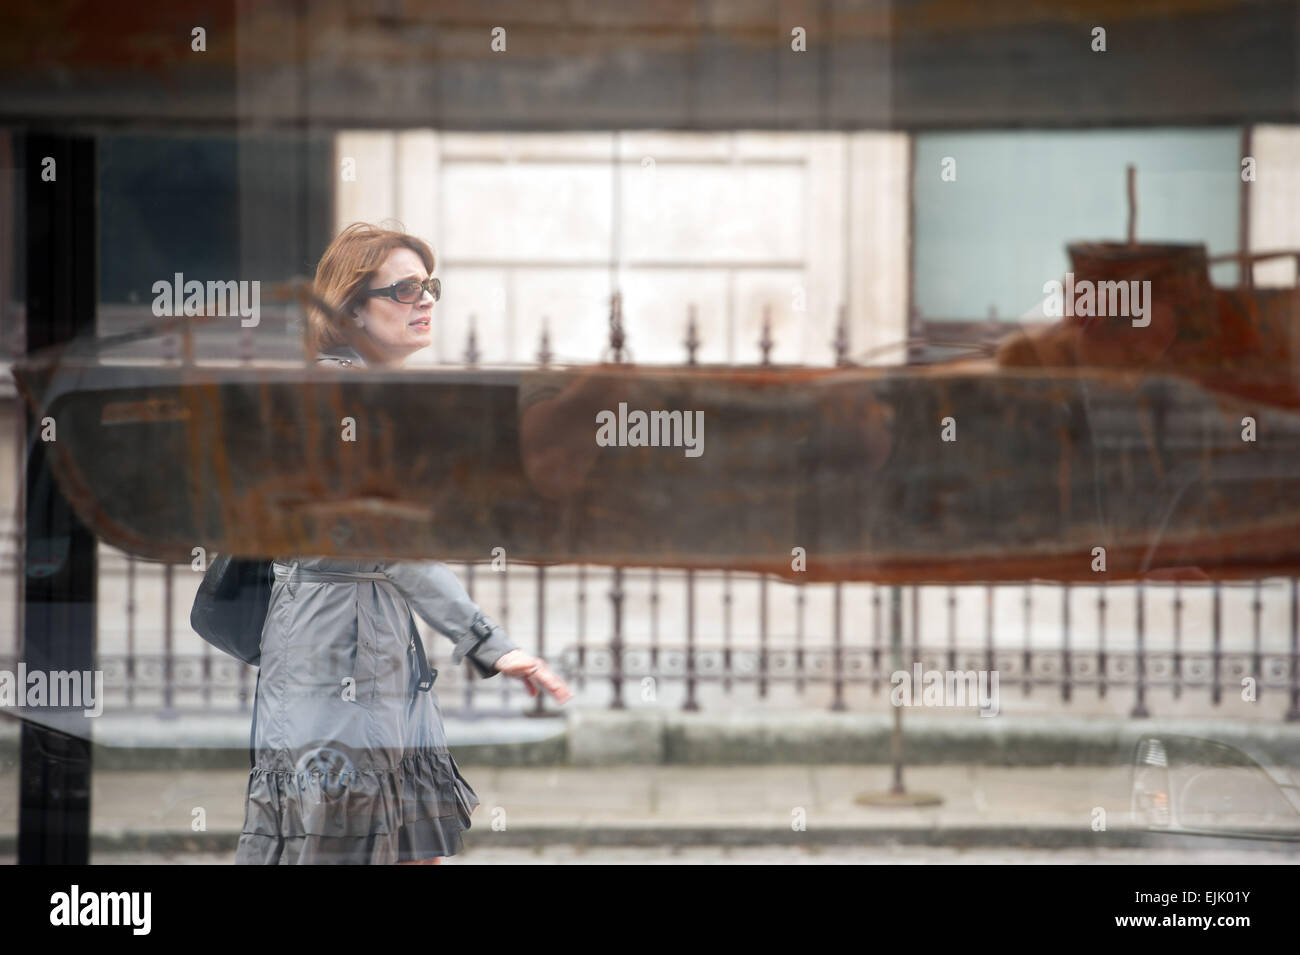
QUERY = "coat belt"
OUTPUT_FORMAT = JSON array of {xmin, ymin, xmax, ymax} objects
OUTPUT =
[
  {"xmin": 273, "ymin": 562, "xmax": 390, "ymax": 584},
  {"xmin": 272, "ymin": 560, "xmax": 437, "ymax": 692}
]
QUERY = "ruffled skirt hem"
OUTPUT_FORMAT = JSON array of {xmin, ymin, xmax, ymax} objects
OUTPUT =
[
  {"xmin": 235, "ymin": 813, "xmax": 468, "ymax": 864},
  {"xmin": 236, "ymin": 748, "xmax": 481, "ymax": 864}
]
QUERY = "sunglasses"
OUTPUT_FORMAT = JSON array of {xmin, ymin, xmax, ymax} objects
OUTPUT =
[{"xmin": 362, "ymin": 276, "xmax": 441, "ymax": 305}]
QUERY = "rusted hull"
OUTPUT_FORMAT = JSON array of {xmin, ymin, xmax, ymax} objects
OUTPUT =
[
  {"xmin": 12, "ymin": 353, "xmax": 1300, "ymax": 583},
  {"xmin": 996, "ymin": 242, "xmax": 1300, "ymax": 410}
]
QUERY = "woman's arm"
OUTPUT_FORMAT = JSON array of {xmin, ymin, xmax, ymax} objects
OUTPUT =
[
  {"xmin": 380, "ymin": 560, "xmax": 518, "ymax": 678},
  {"xmin": 381, "ymin": 560, "xmax": 574, "ymax": 702}
]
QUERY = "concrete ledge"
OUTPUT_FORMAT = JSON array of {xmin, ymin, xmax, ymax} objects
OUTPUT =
[
  {"xmin": 5, "ymin": 707, "xmax": 1298, "ymax": 768},
  {"xmin": 574, "ymin": 707, "xmax": 1300, "ymax": 767},
  {"xmin": 568, "ymin": 707, "xmax": 665, "ymax": 765},
  {"xmin": 0, "ymin": 712, "xmax": 568, "ymax": 769}
]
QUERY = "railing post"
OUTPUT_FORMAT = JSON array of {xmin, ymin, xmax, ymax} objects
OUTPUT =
[
  {"xmin": 723, "ymin": 570, "xmax": 733, "ymax": 695},
  {"xmin": 160, "ymin": 562, "xmax": 176, "ymax": 718},
  {"xmin": 758, "ymin": 574, "xmax": 768, "ymax": 699},
  {"xmin": 684, "ymin": 304, "xmax": 699, "ymax": 365},
  {"xmin": 683, "ymin": 567, "xmax": 698, "ymax": 711},
  {"xmin": 576, "ymin": 564, "xmax": 587, "ymax": 693},
  {"xmin": 889, "ymin": 585, "xmax": 904, "ymax": 793},
  {"xmin": 1061, "ymin": 582, "xmax": 1072, "ymax": 703},
  {"xmin": 463, "ymin": 315, "xmax": 480, "ymax": 366},
  {"xmin": 605, "ymin": 291, "xmax": 628, "ymax": 363},
  {"xmin": 833, "ymin": 304, "xmax": 850, "ymax": 366},
  {"xmin": 759, "ymin": 305, "xmax": 773, "ymax": 365},
  {"xmin": 531, "ymin": 293, "xmax": 549, "ymax": 716},
  {"xmin": 869, "ymin": 585, "xmax": 880, "ymax": 696},
  {"xmin": 531, "ymin": 563, "xmax": 547, "ymax": 717},
  {"xmin": 126, "ymin": 554, "xmax": 137, "ymax": 709},
  {"xmin": 608, "ymin": 567, "xmax": 625, "ymax": 710},
  {"xmin": 797, "ymin": 580, "xmax": 807, "ymax": 696},
  {"xmin": 1252, "ymin": 580, "xmax": 1262, "ymax": 702},
  {"xmin": 946, "ymin": 586, "xmax": 956, "ymax": 673},
  {"xmin": 536, "ymin": 318, "xmax": 552, "ymax": 366},
  {"xmin": 1022, "ymin": 585, "xmax": 1032, "ymax": 698},
  {"xmin": 985, "ymin": 584, "xmax": 994, "ymax": 679},
  {"xmin": 1212, "ymin": 582, "xmax": 1222, "ymax": 706},
  {"xmin": 910, "ymin": 585, "xmax": 920, "ymax": 667},
  {"xmin": 1097, "ymin": 586, "xmax": 1107, "ymax": 699},
  {"xmin": 202, "ymin": 631, "xmax": 212, "ymax": 709},
  {"xmin": 830, "ymin": 581, "xmax": 845, "ymax": 711},
  {"xmin": 650, "ymin": 566, "xmax": 660, "ymax": 677},
  {"xmin": 606, "ymin": 292, "xmax": 627, "ymax": 710},
  {"xmin": 1131, "ymin": 581, "xmax": 1150, "ymax": 717},
  {"xmin": 1173, "ymin": 581, "xmax": 1183, "ymax": 700},
  {"xmin": 499, "ymin": 555, "xmax": 510, "ymax": 708},
  {"xmin": 1288, "ymin": 579, "xmax": 1300, "ymax": 721}
]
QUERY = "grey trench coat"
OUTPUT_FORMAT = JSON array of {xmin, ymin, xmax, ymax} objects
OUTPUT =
[{"xmin": 234, "ymin": 345, "xmax": 519, "ymax": 864}]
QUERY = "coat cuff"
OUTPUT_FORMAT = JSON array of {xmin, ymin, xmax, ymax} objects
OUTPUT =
[{"xmin": 452, "ymin": 612, "xmax": 519, "ymax": 679}]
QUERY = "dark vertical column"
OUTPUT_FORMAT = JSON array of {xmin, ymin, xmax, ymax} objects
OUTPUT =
[{"xmin": 18, "ymin": 133, "xmax": 97, "ymax": 865}]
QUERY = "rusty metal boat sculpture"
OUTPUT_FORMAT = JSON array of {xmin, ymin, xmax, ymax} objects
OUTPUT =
[{"xmin": 12, "ymin": 240, "xmax": 1300, "ymax": 584}]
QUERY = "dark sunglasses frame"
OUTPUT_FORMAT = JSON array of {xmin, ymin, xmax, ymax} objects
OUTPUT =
[{"xmin": 362, "ymin": 276, "xmax": 441, "ymax": 305}]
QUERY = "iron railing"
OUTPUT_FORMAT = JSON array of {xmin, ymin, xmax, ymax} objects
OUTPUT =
[{"xmin": 6, "ymin": 304, "xmax": 1299, "ymax": 721}]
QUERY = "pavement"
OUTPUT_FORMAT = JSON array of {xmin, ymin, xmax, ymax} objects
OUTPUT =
[
  {"xmin": 1, "ymin": 762, "xmax": 1297, "ymax": 858},
  {"xmin": 52, "ymin": 845, "xmax": 1297, "ymax": 864},
  {"xmin": 2, "ymin": 707, "xmax": 1298, "ymax": 860}
]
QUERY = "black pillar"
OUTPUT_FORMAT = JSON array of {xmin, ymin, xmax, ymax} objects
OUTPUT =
[{"xmin": 18, "ymin": 133, "xmax": 97, "ymax": 865}]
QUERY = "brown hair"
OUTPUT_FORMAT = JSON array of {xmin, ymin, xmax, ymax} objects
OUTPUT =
[{"xmin": 306, "ymin": 221, "xmax": 435, "ymax": 355}]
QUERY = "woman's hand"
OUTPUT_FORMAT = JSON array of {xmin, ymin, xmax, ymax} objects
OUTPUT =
[{"xmin": 493, "ymin": 649, "xmax": 573, "ymax": 704}]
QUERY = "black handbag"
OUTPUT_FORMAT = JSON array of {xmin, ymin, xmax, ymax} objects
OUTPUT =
[{"xmin": 189, "ymin": 554, "xmax": 273, "ymax": 667}]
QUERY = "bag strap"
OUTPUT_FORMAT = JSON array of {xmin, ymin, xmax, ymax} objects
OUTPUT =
[
  {"xmin": 249, "ymin": 669, "xmax": 261, "ymax": 770},
  {"xmin": 409, "ymin": 615, "xmax": 436, "ymax": 692}
]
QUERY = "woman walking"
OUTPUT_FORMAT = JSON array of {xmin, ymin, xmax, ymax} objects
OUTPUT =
[{"xmin": 235, "ymin": 222, "xmax": 572, "ymax": 865}]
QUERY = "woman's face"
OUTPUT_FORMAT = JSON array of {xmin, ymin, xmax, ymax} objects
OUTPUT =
[{"xmin": 353, "ymin": 247, "xmax": 435, "ymax": 365}]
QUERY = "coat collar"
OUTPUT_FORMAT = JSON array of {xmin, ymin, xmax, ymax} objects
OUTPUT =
[{"xmin": 315, "ymin": 342, "xmax": 366, "ymax": 368}]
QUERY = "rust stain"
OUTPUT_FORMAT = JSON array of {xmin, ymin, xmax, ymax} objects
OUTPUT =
[
  {"xmin": 996, "ymin": 242, "xmax": 1300, "ymax": 409},
  {"xmin": 100, "ymin": 397, "xmax": 190, "ymax": 425}
]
